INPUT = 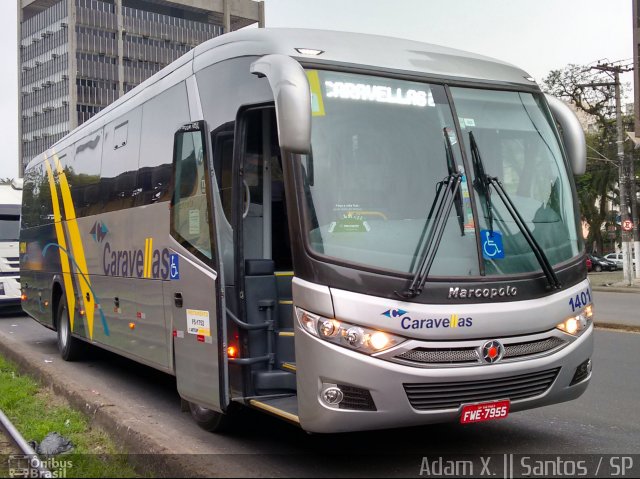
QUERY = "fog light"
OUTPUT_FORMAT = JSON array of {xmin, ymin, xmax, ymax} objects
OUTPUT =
[
  {"xmin": 570, "ymin": 358, "xmax": 592, "ymax": 385},
  {"xmin": 368, "ymin": 331, "xmax": 390, "ymax": 350},
  {"xmin": 321, "ymin": 386, "xmax": 344, "ymax": 406}
]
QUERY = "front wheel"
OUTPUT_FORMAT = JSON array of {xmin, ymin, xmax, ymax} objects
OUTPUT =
[
  {"xmin": 188, "ymin": 402, "xmax": 233, "ymax": 433},
  {"xmin": 594, "ymin": 264, "xmax": 602, "ymax": 273},
  {"xmin": 56, "ymin": 297, "xmax": 86, "ymax": 361}
]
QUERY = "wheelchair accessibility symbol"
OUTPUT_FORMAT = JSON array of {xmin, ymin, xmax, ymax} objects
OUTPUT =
[
  {"xmin": 170, "ymin": 254, "xmax": 180, "ymax": 280},
  {"xmin": 481, "ymin": 230, "xmax": 504, "ymax": 260}
]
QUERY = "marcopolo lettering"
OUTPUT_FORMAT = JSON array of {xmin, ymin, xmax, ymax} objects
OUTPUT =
[
  {"xmin": 103, "ymin": 242, "xmax": 171, "ymax": 279},
  {"xmin": 448, "ymin": 285, "xmax": 517, "ymax": 299}
]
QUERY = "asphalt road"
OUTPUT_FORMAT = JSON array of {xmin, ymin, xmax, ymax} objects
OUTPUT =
[
  {"xmin": 592, "ymin": 290, "xmax": 640, "ymax": 328},
  {"xmin": 0, "ymin": 302, "xmax": 638, "ymax": 476}
]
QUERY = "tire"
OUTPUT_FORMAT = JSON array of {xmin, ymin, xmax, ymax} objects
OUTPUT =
[
  {"xmin": 56, "ymin": 296, "xmax": 86, "ymax": 361},
  {"xmin": 594, "ymin": 264, "xmax": 602, "ymax": 273},
  {"xmin": 188, "ymin": 402, "xmax": 233, "ymax": 433}
]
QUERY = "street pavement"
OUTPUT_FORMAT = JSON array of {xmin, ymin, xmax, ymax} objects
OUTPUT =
[{"xmin": 0, "ymin": 307, "xmax": 638, "ymax": 476}]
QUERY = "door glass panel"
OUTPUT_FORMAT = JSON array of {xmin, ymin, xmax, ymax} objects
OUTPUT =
[{"xmin": 172, "ymin": 123, "xmax": 213, "ymax": 262}]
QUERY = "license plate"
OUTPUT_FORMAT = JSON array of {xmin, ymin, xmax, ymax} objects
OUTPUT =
[{"xmin": 460, "ymin": 399, "xmax": 510, "ymax": 424}]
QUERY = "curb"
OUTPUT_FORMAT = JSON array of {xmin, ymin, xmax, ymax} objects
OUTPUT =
[
  {"xmin": 594, "ymin": 322, "xmax": 640, "ymax": 333},
  {"xmin": 591, "ymin": 286, "xmax": 640, "ymax": 294},
  {"xmin": 0, "ymin": 335, "xmax": 210, "ymax": 478}
]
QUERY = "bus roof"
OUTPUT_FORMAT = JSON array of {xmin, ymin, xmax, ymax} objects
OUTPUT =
[
  {"xmin": 0, "ymin": 181, "xmax": 23, "ymax": 209},
  {"xmin": 193, "ymin": 28, "xmax": 535, "ymax": 87}
]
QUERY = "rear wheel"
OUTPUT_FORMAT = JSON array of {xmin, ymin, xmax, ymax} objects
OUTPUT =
[
  {"xmin": 56, "ymin": 296, "xmax": 86, "ymax": 361},
  {"xmin": 188, "ymin": 402, "xmax": 233, "ymax": 433}
]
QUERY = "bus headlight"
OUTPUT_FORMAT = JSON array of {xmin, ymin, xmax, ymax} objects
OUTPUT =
[
  {"xmin": 556, "ymin": 305, "xmax": 593, "ymax": 336},
  {"xmin": 295, "ymin": 307, "xmax": 404, "ymax": 354}
]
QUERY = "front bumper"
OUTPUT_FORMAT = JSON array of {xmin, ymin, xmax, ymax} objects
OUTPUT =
[{"xmin": 295, "ymin": 323, "xmax": 593, "ymax": 433}]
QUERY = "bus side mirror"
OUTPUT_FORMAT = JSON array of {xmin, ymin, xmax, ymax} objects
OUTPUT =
[
  {"xmin": 544, "ymin": 94, "xmax": 586, "ymax": 175},
  {"xmin": 250, "ymin": 54, "xmax": 311, "ymax": 154}
]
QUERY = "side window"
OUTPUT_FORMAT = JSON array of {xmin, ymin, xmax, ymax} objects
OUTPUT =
[
  {"xmin": 211, "ymin": 122, "xmax": 235, "ymax": 223},
  {"xmin": 136, "ymin": 82, "xmax": 190, "ymax": 206},
  {"xmin": 171, "ymin": 121, "xmax": 213, "ymax": 263},
  {"xmin": 113, "ymin": 121, "xmax": 128, "ymax": 149},
  {"xmin": 101, "ymin": 107, "xmax": 142, "ymax": 212},
  {"xmin": 22, "ymin": 161, "xmax": 53, "ymax": 228},
  {"xmin": 69, "ymin": 131, "xmax": 103, "ymax": 217}
]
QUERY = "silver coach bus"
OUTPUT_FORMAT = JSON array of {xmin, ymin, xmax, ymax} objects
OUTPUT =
[{"xmin": 20, "ymin": 28, "xmax": 593, "ymax": 433}]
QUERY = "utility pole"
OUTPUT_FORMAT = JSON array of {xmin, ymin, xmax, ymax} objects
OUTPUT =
[{"xmin": 586, "ymin": 63, "xmax": 635, "ymax": 284}]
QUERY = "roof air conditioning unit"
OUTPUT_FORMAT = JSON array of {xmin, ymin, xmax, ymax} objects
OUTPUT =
[
  {"xmin": 52, "ymin": 53, "xmax": 59, "ymax": 59},
  {"xmin": 62, "ymin": 74, "xmax": 68, "ymax": 79},
  {"xmin": 61, "ymin": 22, "xmax": 68, "ymax": 28}
]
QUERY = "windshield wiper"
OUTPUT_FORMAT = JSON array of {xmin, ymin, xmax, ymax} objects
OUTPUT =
[
  {"xmin": 469, "ymin": 131, "xmax": 562, "ymax": 290},
  {"xmin": 399, "ymin": 134, "xmax": 463, "ymax": 299},
  {"xmin": 444, "ymin": 128, "xmax": 465, "ymax": 236}
]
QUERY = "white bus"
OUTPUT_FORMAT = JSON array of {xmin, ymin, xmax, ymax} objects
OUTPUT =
[
  {"xmin": 0, "ymin": 178, "xmax": 23, "ymax": 312},
  {"xmin": 20, "ymin": 28, "xmax": 593, "ymax": 433}
]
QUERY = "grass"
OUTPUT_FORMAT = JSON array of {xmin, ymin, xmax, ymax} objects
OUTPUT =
[{"xmin": 0, "ymin": 354, "xmax": 144, "ymax": 478}]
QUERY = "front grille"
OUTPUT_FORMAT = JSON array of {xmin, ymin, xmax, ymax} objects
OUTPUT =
[
  {"xmin": 397, "ymin": 348, "xmax": 479, "ymax": 364},
  {"xmin": 504, "ymin": 337, "xmax": 565, "ymax": 359},
  {"xmin": 337, "ymin": 384, "xmax": 376, "ymax": 411},
  {"xmin": 395, "ymin": 336, "xmax": 566, "ymax": 366},
  {"xmin": 404, "ymin": 367, "xmax": 560, "ymax": 410}
]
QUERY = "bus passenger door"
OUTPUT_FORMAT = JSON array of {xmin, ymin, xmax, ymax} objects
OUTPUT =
[{"xmin": 167, "ymin": 121, "xmax": 226, "ymax": 412}]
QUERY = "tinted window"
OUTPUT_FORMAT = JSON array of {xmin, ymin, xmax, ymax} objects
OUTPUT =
[
  {"xmin": 171, "ymin": 122, "xmax": 213, "ymax": 263},
  {"xmin": 22, "ymin": 161, "xmax": 54, "ymax": 228},
  {"xmin": 136, "ymin": 82, "xmax": 190, "ymax": 206},
  {"xmin": 69, "ymin": 131, "xmax": 103, "ymax": 217},
  {"xmin": 101, "ymin": 107, "xmax": 142, "ymax": 212}
]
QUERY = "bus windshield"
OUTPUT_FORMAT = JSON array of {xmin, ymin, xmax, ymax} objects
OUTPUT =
[
  {"xmin": 300, "ymin": 70, "xmax": 580, "ymax": 277},
  {"xmin": 0, "ymin": 214, "xmax": 21, "ymax": 241}
]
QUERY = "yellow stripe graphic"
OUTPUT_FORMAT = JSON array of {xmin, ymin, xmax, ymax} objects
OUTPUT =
[
  {"xmin": 306, "ymin": 70, "xmax": 325, "ymax": 117},
  {"xmin": 144, "ymin": 237, "xmax": 153, "ymax": 278},
  {"xmin": 53, "ymin": 154, "xmax": 96, "ymax": 339},
  {"xmin": 143, "ymin": 239, "xmax": 149, "ymax": 278},
  {"xmin": 451, "ymin": 314, "xmax": 458, "ymax": 328},
  {"xmin": 44, "ymin": 158, "xmax": 76, "ymax": 331}
]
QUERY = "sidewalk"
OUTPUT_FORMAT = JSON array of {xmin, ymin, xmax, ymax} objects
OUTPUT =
[{"xmin": 589, "ymin": 271, "xmax": 640, "ymax": 294}]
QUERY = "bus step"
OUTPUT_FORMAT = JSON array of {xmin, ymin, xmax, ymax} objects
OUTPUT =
[
  {"xmin": 253, "ymin": 369, "xmax": 296, "ymax": 393},
  {"xmin": 281, "ymin": 361, "xmax": 297, "ymax": 373},
  {"xmin": 248, "ymin": 395, "xmax": 299, "ymax": 425}
]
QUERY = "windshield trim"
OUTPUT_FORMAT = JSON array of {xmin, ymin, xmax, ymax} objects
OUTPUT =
[
  {"xmin": 298, "ymin": 59, "xmax": 542, "ymax": 94},
  {"xmin": 293, "ymin": 66, "xmax": 580, "ymax": 281}
]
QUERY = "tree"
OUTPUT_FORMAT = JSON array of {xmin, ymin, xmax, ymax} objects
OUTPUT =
[{"xmin": 543, "ymin": 64, "xmax": 636, "ymax": 254}]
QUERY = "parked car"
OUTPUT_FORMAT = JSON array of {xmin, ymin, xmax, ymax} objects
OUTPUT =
[
  {"xmin": 586, "ymin": 256, "xmax": 592, "ymax": 272},
  {"xmin": 587, "ymin": 254, "xmax": 617, "ymax": 272},
  {"xmin": 604, "ymin": 253, "xmax": 636, "ymax": 268}
]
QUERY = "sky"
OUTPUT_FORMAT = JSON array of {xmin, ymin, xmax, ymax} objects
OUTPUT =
[{"xmin": 0, "ymin": 0, "xmax": 633, "ymax": 179}]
